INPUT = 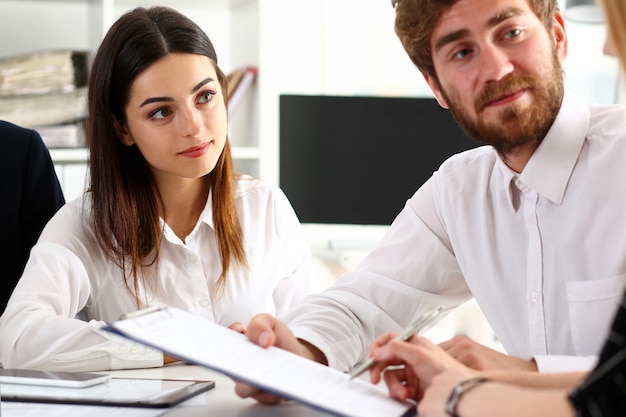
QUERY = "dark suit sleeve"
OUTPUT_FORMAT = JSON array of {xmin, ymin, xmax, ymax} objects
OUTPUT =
[
  {"xmin": 568, "ymin": 291, "xmax": 626, "ymax": 416},
  {"xmin": 0, "ymin": 121, "xmax": 65, "ymax": 313},
  {"xmin": 20, "ymin": 127, "xmax": 66, "ymax": 255}
]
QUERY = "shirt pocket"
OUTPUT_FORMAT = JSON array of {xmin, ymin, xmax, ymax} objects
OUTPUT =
[{"xmin": 566, "ymin": 274, "xmax": 626, "ymax": 356}]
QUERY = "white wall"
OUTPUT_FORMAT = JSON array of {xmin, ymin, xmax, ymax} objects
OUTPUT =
[
  {"xmin": 561, "ymin": 12, "xmax": 622, "ymax": 104},
  {"xmin": 275, "ymin": 0, "xmax": 621, "ymax": 103},
  {"xmin": 275, "ymin": 0, "xmax": 431, "ymax": 98}
]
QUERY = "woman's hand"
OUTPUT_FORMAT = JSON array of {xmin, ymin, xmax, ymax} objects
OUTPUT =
[
  {"xmin": 227, "ymin": 322, "xmax": 247, "ymax": 334},
  {"xmin": 417, "ymin": 368, "xmax": 481, "ymax": 417},
  {"xmin": 368, "ymin": 334, "xmax": 472, "ymax": 401},
  {"xmin": 163, "ymin": 353, "xmax": 182, "ymax": 364}
]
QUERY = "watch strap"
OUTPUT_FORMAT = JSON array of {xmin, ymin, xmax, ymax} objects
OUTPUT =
[{"xmin": 445, "ymin": 377, "xmax": 491, "ymax": 417}]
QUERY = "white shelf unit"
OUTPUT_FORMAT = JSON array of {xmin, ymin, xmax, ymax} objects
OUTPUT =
[
  {"xmin": 0, "ymin": 0, "xmax": 270, "ymax": 200},
  {"xmin": 0, "ymin": 0, "xmax": 435, "ymax": 201}
]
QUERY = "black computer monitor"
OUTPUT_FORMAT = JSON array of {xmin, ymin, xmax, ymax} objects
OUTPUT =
[{"xmin": 279, "ymin": 94, "xmax": 479, "ymax": 226}]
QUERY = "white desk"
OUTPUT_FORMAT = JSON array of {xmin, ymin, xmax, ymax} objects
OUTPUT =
[
  {"xmin": 0, "ymin": 364, "xmax": 336, "ymax": 417},
  {"xmin": 108, "ymin": 363, "xmax": 334, "ymax": 417}
]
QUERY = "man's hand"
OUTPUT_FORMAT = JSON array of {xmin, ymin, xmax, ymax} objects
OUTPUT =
[
  {"xmin": 439, "ymin": 335, "xmax": 537, "ymax": 371},
  {"xmin": 233, "ymin": 313, "xmax": 327, "ymax": 404}
]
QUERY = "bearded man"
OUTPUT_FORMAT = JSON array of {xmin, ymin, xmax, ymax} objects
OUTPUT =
[{"xmin": 236, "ymin": 0, "xmax": 626, "ymax": 403}]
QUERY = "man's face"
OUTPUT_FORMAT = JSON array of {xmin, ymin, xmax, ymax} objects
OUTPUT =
[{"xmin": 426, "ymin": 0, "xmax": 567, "ymax": 155}]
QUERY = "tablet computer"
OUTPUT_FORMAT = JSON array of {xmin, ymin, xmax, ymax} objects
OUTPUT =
[
  {"xmin": 0, "ymin": 369, "xmax": 110, "ymax": 388},
  {"xmin": 0, "ymin": 376, "xmax": 215, "ymax": 408}
]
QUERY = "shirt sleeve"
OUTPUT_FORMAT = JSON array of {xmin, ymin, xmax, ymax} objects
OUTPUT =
[
  {"xmin": 534, "ymin": 355, "xmax": 598, "ymax": 373},
  {"xmin": 267, "ymin": 186, "xmax": 322, "ymax": 317},
  {"xmin": 284, "ymin": 179, "xmax": 473, "ymax": 371},
  {"xmin": 0, "ymin": 230, "xmax": 162, "ymax": 372}
]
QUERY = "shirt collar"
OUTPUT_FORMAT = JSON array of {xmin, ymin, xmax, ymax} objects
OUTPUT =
[
  {"xmin": 161, "ymin": 189, "xmax": 215, "ymax": 243},
  {"xmin": 198, "ymin": 188, "xmax": 215, "ymax": 230},
  {"xmin": 498, "ymin": 89, "xmax": 589, "ymax": 206}
]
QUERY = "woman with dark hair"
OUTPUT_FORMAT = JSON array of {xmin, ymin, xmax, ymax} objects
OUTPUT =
[{"xmin": 0, "ymin": 6, "xmax": 318, "ymax": 372}]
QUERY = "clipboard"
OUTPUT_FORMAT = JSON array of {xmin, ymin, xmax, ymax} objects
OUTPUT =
[
  {"xmin": 103, "ymin": 306, "xmax": 416, "ymax": 417},
  {"xmin": 0, "ymin": 376, "xmax": 214, "ymax": 408}
]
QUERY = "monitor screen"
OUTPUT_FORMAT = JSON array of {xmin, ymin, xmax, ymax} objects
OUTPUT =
[{"xmin": 279, "ymin": 94, "xmax": 480, "ymax": 226}]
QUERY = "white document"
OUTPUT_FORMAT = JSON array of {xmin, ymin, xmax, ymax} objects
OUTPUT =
[{"xmin": 104, "ymin": 307, "xmax": 415, "ymax": 417}]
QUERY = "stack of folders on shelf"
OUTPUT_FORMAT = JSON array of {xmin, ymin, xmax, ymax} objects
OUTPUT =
[
  {"xmin": 0, "ymin": 49, "xmax": 90, "ymax": 148},
  {"xmin": 225, "ymin": 65, "xmax": 257, "ymax": 118}
]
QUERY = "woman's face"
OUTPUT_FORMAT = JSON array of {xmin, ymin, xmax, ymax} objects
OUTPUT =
[{"xmin": 118, "ymin": 52, "xmax": 227, "ymax": 183}]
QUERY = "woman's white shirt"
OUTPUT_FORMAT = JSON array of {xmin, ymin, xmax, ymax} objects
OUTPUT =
[{"xmin": 0, "ymin": 176, "xmax": 319, "ymax": 371}]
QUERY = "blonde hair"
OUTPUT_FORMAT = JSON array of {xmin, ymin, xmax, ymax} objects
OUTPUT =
[{"xmin": 600, "ymin": 0, "xmax": 626, "ymax": 72}]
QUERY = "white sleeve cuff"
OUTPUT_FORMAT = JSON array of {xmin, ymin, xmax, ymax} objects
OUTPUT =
[
  {"xmin": 109, "ymin": 332, "xmax": 164, "ymax": 370},
  {"xmin": 533, "ymin": 355, "xmax": 598, "ymax": 373}
]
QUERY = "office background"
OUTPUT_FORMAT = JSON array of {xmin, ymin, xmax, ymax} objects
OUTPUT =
[{"xmin": 0, "ymin": 0, "xmax": 621, "ymax": 348}]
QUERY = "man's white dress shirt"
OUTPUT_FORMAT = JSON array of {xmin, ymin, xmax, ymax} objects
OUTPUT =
[
  {"xmin": 285, "ymin": 90, "xmax": 626, "ymax": 373},
  {"xmin": 0, "ymin": 176, "xmax": 318, "ymax": 371}
]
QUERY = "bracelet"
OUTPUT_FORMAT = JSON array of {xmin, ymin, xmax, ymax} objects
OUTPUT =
[{"xmin": 445, "ymin": 377, "xmax": 491, "ymax": 417}]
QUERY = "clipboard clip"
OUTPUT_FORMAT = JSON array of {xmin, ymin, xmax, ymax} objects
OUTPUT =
[{"xmin": 120, "ymin": 305, "xmax": 170, "ymax": 321}]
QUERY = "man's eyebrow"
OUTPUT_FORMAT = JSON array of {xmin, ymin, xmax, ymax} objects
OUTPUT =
[
  {"xmin": 434, "ymin": 29, "xmax": 470, "ymax": 54},
  {"xmin": 487, "ymin": 7, "xmax": 524, "ymax": 28},
  {"xmin": 433, "ymin": 7, "xmax": 524, "ymax": 54},
  {"xmin": 139, "ymin": 77, "xmax": 216, "ymax": 107}
]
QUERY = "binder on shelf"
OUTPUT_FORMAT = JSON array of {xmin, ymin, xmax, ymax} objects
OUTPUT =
[
  {"xmin": 0, "ymin": 49, "xmax": 89, "ymax": 135},
  {"xmin": 0, "ymin": 87, "xmax": 87, "ymax": 129},
  {"xmin": 35, "ymin": 120, "xmax": 87, "ymax": 148},
  {"xmin": 226, "ymin": 65, "xmax": 257, "ymax": 118},
  {"xmin": 0, "ymin": 49, "xmax": 89, "ymax": 96}
]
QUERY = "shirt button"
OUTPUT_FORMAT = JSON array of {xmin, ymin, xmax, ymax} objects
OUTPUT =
[
  {"xmin": 187, "ymin": 253, "xmax": 199, "ymax": 263},
  {"xmin": 527, "ymin": 216, "xmax": 536, "ymax": 225},
  {"xmin": 119, "ymin": 345, "xmax": 128, "ymax": 354},
  {"xmin": 130, "ymin": 345, "xmax": 139, "ymax": 354},
  {"xmin": 199, "ymin": 299, "xmax": 211, "ymax": 308},
  {"xmin": 531, "ymin": 292, "xmax": 540, "ymax": 302}
]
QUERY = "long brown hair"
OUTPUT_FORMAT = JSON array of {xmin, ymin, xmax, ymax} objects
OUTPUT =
[{"xmin": 86, "ymin": 6, "xmax": 246, "ymax": 305}]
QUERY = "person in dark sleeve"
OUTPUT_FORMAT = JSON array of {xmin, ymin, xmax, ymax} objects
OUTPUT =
[{"xmin": 0, "ymin": 120, "xmax": 65, "ymax": 314}]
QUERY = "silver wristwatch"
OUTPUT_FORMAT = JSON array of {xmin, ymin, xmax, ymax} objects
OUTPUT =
[{"xmin": 445, "ymin": 377, "xmax": 491, "ymax": 417}]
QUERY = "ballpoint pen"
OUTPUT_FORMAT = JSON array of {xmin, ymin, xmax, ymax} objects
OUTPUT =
[{"xmin": 348, "ymin": 305, "xmax": 445, "ymax": 380}]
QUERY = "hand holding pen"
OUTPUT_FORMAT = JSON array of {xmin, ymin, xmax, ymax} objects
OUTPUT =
[{"xmin": 349, "ymin": 305, "xmax": 445, "ymax": 381}]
